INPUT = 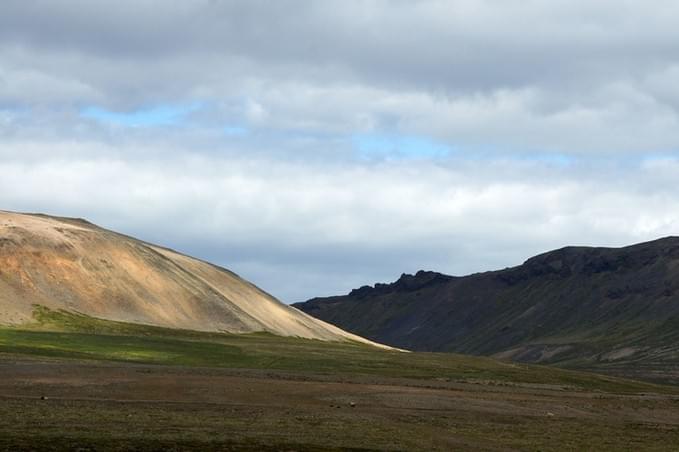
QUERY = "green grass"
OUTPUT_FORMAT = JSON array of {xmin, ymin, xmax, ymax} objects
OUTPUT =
[{"xmin": 0, "ymin": 306, "xmax": 673, "ymax": 394}]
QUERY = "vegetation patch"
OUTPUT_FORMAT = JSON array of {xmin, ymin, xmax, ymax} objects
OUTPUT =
[{"xmin": 0, "ymin": 306, "xmax": 672, "ymax": 394}]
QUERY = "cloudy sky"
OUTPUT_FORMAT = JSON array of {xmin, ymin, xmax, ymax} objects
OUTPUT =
[{"xmin": 2, "ymin": 1, "xmax": 679, "ymax": 302}]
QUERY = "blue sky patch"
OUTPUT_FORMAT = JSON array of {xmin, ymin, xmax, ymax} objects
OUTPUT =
[
  {"xmin": 224, "ymin": 125, "xmax": 249, "ymax": 136},
  {"xmin": 80, "ymin": 103, "xmax": 201, "ymax": 127},
  {"xmin": 352, "ymin": 133, "xmax": 451, "ymax": 159}
]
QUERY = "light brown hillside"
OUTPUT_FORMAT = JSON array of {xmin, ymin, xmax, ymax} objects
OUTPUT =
[{"xmin": 0, "ymin": 210, "xmax": 384, "ymax": 346}]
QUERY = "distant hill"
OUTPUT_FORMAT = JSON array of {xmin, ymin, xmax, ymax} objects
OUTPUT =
[
  {"xmin": 0, "ymin": 210, "xmax": 382, "ymax": 346},
  {"xmin": 295, "ymin": 238, "xmax": 679, "ymax": 382}
]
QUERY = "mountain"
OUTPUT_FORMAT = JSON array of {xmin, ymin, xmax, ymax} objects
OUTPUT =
[
  {"xmin": 0, "ymin": 210, "xmax": 381, "ymax": 346},
  {"xmin": 295, "ymin": 237, "xmax": 679, "ymax": 381}
]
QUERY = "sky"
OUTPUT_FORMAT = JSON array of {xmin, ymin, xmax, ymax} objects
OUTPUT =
[{"xmin": 2, "ymin": 0, "xmax": 679, "ymax": 302}]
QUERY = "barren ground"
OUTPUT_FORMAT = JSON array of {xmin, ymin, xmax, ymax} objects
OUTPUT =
[{"xmin": 1, "ymin": 358, "xmax": 679, "ymax": 451}]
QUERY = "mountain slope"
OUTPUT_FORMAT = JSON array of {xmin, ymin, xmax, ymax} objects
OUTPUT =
[
  {"xmin": 0, "ymin": 210, "xmax": 380, "ymax": 345},
  {"xmin": 295, "ymin": 237, "xmax": 679, "ymax": 380}
]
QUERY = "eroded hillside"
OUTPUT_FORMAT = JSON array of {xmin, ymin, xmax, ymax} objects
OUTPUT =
[{"xmin": 0, "ymin": 210, "xmax": 378, "ymax": 345}]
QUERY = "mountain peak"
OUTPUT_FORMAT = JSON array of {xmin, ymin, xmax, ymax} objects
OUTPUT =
[
  {"xmin": 348, "ymin": 270, "xmax": 454, "ymax": 298},
  {"xmin": 510, "ymin": 236, "xmax": 679, "ymax": 283}
]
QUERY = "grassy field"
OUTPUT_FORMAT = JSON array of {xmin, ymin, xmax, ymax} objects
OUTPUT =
[
  {"xmin": 0, "ymin": 307, "xmax": 671, "ymax": 393},
  {"xmin": 1, "ymin": 307, "xmax": 679, "ymax": 451}
]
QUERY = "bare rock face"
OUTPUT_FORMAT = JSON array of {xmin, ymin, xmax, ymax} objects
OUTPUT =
[{"xmin": 0, "ymin": 210, "xmax": 382, "ymax": 346}]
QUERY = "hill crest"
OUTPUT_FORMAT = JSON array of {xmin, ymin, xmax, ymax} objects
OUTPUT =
[
  {"xmin": 0, "ymin": 210, "xmax": 384, "ymax": 347},
  {"xmin": 295, "ymin": 236, "xmax": 679, "ymax": 382}
]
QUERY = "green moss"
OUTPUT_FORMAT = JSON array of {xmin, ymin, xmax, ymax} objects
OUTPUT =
[{"xmin": 0, "ymin": 306, "xmax": 672, "ymax": 394}]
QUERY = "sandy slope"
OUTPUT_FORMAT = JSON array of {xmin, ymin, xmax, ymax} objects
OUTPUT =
[{"xmin": 0, "ymin": 210, "xmax": 384, "ymax": 346}]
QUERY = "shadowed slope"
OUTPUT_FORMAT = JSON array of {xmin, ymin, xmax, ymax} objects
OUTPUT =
[{"xmin": 295, "ymin": 238, "xmax": 679, "ymax": 381}]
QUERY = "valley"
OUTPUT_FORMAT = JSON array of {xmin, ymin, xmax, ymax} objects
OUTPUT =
[
  {"xmin": 2, "ymin": 312, "xmax": 679, "ymax": 451},
  {"xmin": 3, "ymin": 211, "xmax": 679, "ymax": 450}
]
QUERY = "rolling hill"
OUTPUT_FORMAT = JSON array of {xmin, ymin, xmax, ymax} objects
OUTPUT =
[
  {"xmin": 0, "ymin": 210, "xmax": 380, "ymax": 346},
  {"xmin": 295, "ymin": 237, "xmax": 679, "ymax": 382}
]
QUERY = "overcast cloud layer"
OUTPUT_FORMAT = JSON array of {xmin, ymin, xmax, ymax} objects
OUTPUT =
[{"xmin": 2, "ymin": 1, "xmax": 679, "ymax": 302}]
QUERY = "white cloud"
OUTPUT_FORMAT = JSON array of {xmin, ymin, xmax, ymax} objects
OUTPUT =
[
  {"xmin": 2, "ymin": 1, "xmax": 679, "ymax": 153},
  {"xmin": 1, "ymin": 1, "xmax": 679, "ymax": 300},
  {"xmin": 2, "ymin": 138, "xmax": 679, "ymax": 301}
]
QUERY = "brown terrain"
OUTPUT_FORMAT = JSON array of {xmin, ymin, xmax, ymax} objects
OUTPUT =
[
  {"xmin": 2, "ymin": 359, "xmax": 679, "ymax": 451},
  {"xmin": 0, "ymin": 210, "xmax": 379, "ymax": 345}
]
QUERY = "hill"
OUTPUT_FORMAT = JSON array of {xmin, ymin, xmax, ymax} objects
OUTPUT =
[
  {"xmin": 295, "ymin": 237, "xmax": 679, "ymax": 382},
  {"xmin": 0, "ymin": 210, "xmax": 378, "ymax": 345}
]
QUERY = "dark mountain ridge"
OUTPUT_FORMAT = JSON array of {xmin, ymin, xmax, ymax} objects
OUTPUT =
[{"xmin": 295, "ymin": 237, "xmax": 679, "ymax": 383}]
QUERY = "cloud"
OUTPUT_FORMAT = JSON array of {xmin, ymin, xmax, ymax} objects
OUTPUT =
[
  {"xmin": 2, "ymin": 1, "xmax": 679, "ymax": 152},
  {"xmin": 2, "ymin": 137, "xmax": 679, "ymax": 301},
  {"xmin": 1, "ymin": 1, "xmax": 679, "ymax": 301}
]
